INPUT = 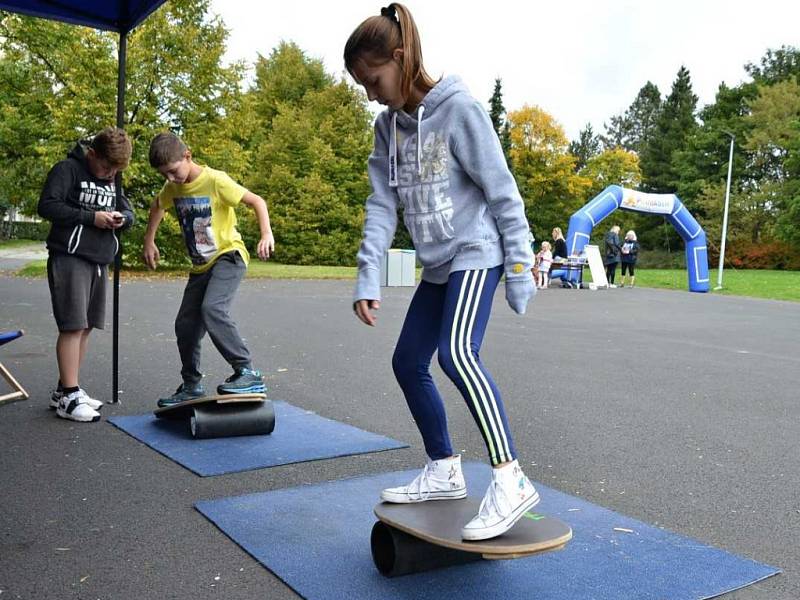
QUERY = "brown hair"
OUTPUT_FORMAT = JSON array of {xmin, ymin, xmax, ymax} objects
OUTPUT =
[
  {"xmin": 90, "ymin": 127, "xmax": 132, "ymax": 169},
  {"xmin": 148, "ymin": 132, "xmax": 188, "ymax": 168},
  {"xmin": 344, "ymin": 3, "xmax": 437, "ymax": 101}
]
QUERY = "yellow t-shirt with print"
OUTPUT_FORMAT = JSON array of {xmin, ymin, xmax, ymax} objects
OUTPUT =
[{"xmin": 157, "ymin": 166, "xmax": 250, "ymax": 273}]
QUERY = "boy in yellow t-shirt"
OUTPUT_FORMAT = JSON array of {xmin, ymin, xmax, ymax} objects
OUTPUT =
[{"xmin": 143, "ymin": 132, "xmax": 275, "ymax": 406}]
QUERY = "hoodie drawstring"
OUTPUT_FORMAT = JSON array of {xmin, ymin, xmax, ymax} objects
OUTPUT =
[
  {"xmin": 389, "ymin": 112, "xmax": 398, "ymax": 188},
  {"xmin": 388, "ymin": 105, "xmax": 426, "ymax": 187},
  {"xmin": 416, "ymin": 104, "xmax": 425, "ymax": 177}
]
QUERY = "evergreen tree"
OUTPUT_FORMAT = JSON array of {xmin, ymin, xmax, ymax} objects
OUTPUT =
[
  {"xmin": 568, "ymin": 123, "xmax": 601, "ymax": 171},
  {"xmin": 601, "ymin": 82, "xmax": 661, "ymax": 153},
  {"xmin": 488, "ymin": 78, "xmax": 511, "ymax": 166},
  {"xmin": 640, "ymin": 66, "xmax": 698, "ymax": 193}
]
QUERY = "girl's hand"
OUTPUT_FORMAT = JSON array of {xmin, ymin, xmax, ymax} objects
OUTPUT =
[
  {"xmin": 257, "ymin": 232, "xmax": 275, "ymax": 260},
  {"xmin": 354, "ymin": 299, "xmax": 380, "ymax": 326}
]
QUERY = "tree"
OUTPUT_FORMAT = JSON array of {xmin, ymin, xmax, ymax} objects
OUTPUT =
[
  {"xmin": 601, "ymin": 81, "xmax": 661, "ymax": 153},
  {"xmin": 506, "ymin": 105, "xmax": 589, "ymax": 237},
  {"xmin": 640, "ymin": 66, "xmax": 698, "ymax": 193},
  {"xmin": 745, "ymin": 45, "xmax": 800, "ymax": 85},
  {"xmin": 579, "ymin": 148, "xmax": 641, "ymax": 197},
  {"xmin": 744, "ymin": 79, "xmax": 800, "ymax": 244},
  {"xmin": 568, "ymin": 123, "xmax": 601, "ymax": 171},
  {"xmin": 488, "ymin": 78, "xmax": 511, "ymax": 165},
  {"xmin": 0, "ymin": 1, "xmax": 249, "ymax": 265},
  {"xmin": 244, "ymin": 43, "xmax": 374, "ymax": 265}
]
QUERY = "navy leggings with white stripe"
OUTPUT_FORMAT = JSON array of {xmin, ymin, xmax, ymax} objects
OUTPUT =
[{"xmin": 392, "ymin": 266, "xmax": 517, "ymax": 466}]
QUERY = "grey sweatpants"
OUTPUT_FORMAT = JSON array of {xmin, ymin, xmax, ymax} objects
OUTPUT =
[{"xmin": 175, "ymin": 251, "xmax": 251, "ymax": 384}]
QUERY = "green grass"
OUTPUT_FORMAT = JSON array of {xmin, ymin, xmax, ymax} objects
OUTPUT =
[
  {"xmin": 0, "ymin": 238, "xmax": 41, "ymax": 249},
  {"xmin": 12, "ymin": 259, "xmax": 799, "ymax": 302},
  {"xmin": 585, "ymin": 268, "xmax": 800, "ymax": 302}
]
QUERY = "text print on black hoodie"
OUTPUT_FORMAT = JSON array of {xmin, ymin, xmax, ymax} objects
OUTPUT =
[{"xmin": 38, "ymin": 142, "xmax": 135, "ymax": 265}]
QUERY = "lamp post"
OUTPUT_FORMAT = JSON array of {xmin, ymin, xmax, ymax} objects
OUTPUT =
[{"xmin": 715, "ymin": 132, "xmax": 735, "ymax": 290}]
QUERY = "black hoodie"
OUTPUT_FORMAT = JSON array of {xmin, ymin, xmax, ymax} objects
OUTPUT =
[{"xmin": 38, "ymin": 143, "xmax": 134, "ymax": 265}]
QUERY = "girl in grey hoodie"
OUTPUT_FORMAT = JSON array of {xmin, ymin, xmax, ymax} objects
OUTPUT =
[{"xmin": 345, "ymin": 3, "xmax": 538, "ymax": 541}]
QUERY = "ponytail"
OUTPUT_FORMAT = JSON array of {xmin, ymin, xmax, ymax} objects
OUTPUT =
[{"xmin": 344, "ymin": 3, "xmax": 437, "ymax": 98}]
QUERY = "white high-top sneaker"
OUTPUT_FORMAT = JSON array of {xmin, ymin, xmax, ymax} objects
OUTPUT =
[
  {"xmin": 461, "ymin": 460, "xmax": 539, "ymax": 541},
  {"xmin": 381, "ymin": 455, "xmax": 467, "ymax": 503},
  {"xmin": 56, "ymin": 390, "xmax": 101, "ymax": 423}
]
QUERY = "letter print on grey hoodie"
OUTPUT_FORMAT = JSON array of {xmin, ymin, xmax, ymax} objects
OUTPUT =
[{"xmin": 354, "ymin": 75, "xmax": 534, "ymax": 302}]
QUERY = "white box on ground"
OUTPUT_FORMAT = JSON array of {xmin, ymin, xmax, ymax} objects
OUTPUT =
[{"xmin": 380, "ymin": 249, "xmax": 416, "ymax": 287}]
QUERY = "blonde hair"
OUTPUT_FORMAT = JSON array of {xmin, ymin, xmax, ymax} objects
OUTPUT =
[
  {"xmin": 541, "ymin": 241, "xmax": 552, "ymax": 251},
  {"xmin": 625, "ymin": 230, "xmax": 637, "ymax": 241},
  {"xmin": 90, "ymin": 127, "xmax": 132, "ymax": 169},
  {"xmin": 552, "ymin": 227, "xmax": 563, "ymax": 240},
  {"xmin": 149, "ymin": 132, "xmax": 188, "ymax": 168},
  {"xmin": 344, "ymin": 3, "xmax": 437, "ymax": 101}
]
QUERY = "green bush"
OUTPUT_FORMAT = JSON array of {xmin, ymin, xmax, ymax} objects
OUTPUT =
[{"xmin": 0, "ymin": 221, "xmax": 49, "ymax": 240}]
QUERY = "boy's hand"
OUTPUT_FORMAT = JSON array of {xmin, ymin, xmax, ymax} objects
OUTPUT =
[
  {"xmin": 354, "ymin": 299, "xmax": 380, "ymax": 326},
  {"xmin": 94, "ymin": 211, "xmax": 121, "ymax": 229},
  {"xmin": 257, "ymin": 232, "xmax": 275, "ymax": 260},
  {"xmin": 143, "ymin": 242, "xmax": 160, "ymax": 270}
]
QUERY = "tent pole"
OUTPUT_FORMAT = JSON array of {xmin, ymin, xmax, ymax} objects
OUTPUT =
[{"xmin": 112, "ymin": 30, "xmax": 128, "ymax": 404}]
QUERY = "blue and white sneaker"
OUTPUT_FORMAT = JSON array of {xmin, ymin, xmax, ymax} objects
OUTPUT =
[
  {"xmin": 216, "ymin": 367, "xmax": 266, "ymax": 395},
  {"xmin": 461, "ymin": 460, "xmax": 540, "ymax": 541}
]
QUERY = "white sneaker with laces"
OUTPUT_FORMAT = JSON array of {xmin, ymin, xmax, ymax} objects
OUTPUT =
[
  {"xmin": 56, "ymin": 390, "xmax": 101, "ymax": 423},
  {"xmin": 51, "ymin": 388, "xmax": 103, "ymax": 411},
  {"xmin": 381, "ymin": 455, "xmax": 467, "ymax": 503},
  {"xmin": 461, "ymin": 460, "xmax": 540, "ymax": 541}
]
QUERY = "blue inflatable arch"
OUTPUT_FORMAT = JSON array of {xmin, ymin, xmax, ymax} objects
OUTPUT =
[{"xmin": 565, "ymin": 185, "xmax": 710, "ymax": 293}]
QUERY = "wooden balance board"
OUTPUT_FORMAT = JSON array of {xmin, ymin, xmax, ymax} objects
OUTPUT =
[
  {"xmin": 371, "ymin": 497, "xmax": 572, "ymax": 577},
  {"xmin": 154, "ymin": 393, "xmax": 274, "ymax": 439}
]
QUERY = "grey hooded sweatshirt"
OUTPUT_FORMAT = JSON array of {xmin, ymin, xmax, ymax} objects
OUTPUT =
[{"xmin": 354, "ymin": 75, "xmax": 534, "ymax": 303}]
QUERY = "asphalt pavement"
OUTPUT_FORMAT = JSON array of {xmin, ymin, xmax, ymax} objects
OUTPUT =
[{"xmin": 1, "ymin": 273, "xmax": 798, "ymax": 599}]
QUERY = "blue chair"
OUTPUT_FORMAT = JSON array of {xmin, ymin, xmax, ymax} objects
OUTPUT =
[{"xmin": 0, "ymin": 330, "xmax": 29, "ymax": 405}]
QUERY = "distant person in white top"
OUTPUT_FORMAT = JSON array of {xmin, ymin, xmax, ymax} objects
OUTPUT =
[{"xmin": 536, "ymin": 241, "xmax": 553, "ymax": 289}]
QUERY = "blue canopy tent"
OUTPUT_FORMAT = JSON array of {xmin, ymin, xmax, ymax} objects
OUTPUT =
[{"xmin": 0, "ymin": 0, "xmax": 169, "ymax": 402}]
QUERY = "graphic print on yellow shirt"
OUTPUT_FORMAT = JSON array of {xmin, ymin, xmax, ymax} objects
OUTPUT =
[{"xmin": 157, "ymin": 167, "xmax": 250, "ymax": 273}]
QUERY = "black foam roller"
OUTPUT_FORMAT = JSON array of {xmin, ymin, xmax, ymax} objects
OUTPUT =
[
  {"xmin": 370, "ymin": 521, "xmax": 481, "ymax": 577},
  {"xmin": 189, "ymin": 400, "xmax": 275, "ymax": 439}
]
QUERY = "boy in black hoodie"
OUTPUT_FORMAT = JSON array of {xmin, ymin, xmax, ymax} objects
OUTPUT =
[{"xmin": 38, "ymin": 127, "xmax": 134, "ymax": 422}]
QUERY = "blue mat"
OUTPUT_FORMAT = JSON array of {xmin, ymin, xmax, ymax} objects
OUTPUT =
[
  {"xmin": 196, "ymin": 462, "xmax": 780, "ymax": 600},
  {"xmin": 108, "ymin": 401, "xmax": 408, "ymax": 477}
]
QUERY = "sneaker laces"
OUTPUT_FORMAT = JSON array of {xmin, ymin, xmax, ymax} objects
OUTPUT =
[
  {"xmin": 477, "ymin": 478, "xmax": 510, "ymax": 522},
  {"xmin": 406, "ymin": 463, "xmax": 435, "ymax": 502}
]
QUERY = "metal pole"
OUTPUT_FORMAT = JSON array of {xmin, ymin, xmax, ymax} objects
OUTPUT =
[
  {"xmin": 112, "ymin": 31, "xmax": 128, "ymax": 403},
  {"xmin": 715, "ymin": 133, "xmax": 734, "ymax": 290}
]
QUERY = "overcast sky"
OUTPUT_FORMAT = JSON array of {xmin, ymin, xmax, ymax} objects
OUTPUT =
[{"xmin": 209, "ymin": 0, "xmax": 799, "ymax": 140}]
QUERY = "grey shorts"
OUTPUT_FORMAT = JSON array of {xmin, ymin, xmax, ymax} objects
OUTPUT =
[{"xmin": 47, "ymin": 253, "xmax": 108, "ymax": 331}]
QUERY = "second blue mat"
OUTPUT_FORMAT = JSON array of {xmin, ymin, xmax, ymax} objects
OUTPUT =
[
  {"xmin": 196, "ymin": 462, "xmax": 780, "ymax": 599},
  {"xmin": 108, "ymin": 401, "xmax": 408, "ymax": 476}
]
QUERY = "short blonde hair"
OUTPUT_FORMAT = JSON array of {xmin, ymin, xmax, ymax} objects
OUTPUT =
[
  {"xmin": 90, "ymin": 127, "xmax": 132, "ymax": 169},
  {"xmin": 625, "ymin": 230, "xmax": 637, "ymax": 241},
  {"xmin": 541, "ymin": 241, "xmax": 552, "ymax": 251}
]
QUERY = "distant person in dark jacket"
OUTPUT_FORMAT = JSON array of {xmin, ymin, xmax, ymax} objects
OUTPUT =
[
  {"xmin": 549, "ymin": 227, "xmax": 571, "ymax": 286},
  {"xmin": 620, "ymin": 230, "xmax": 640, "ymax": 287},
  {"xmin": 38, "ymin": 127, "xmax": 134, "ymax": 422},
  {"xmin": 603, "ymin": 225, "xmax": 622, "ymax": 285}
]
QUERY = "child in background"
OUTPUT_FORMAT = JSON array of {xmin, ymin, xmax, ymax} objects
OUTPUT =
[
  {"xmin": 536, "ymin": 241, "xmax": 553, "ymax": 289},
  {"xmin": 38, "ymin": 127, "xmax": 134, "ymax": 422},
  {"xmin": 345, "ymin": 2, "xmax": 538, "ymax": 541}
]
